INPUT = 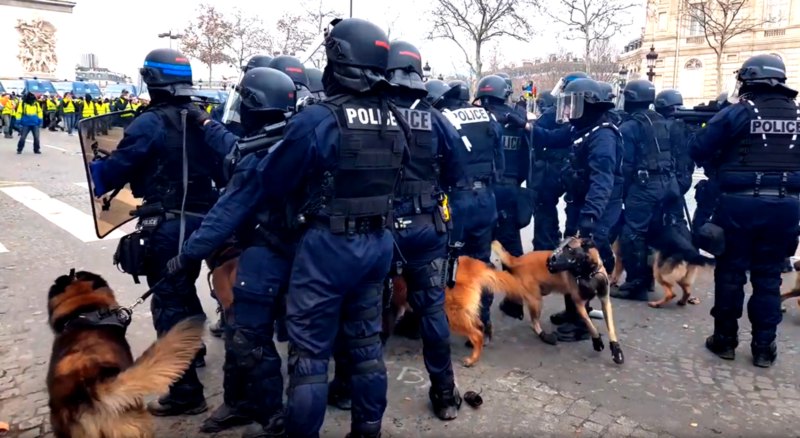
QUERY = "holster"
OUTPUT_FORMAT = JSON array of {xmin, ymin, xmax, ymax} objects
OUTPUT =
[{"xmin": 113, "ymin": 211, "xmax": 163, "ymax": 284}]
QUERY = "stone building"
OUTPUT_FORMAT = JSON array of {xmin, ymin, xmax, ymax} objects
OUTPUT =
[
  {"xmin": 618, "ymin": 0, "xmax": 798, "ymax": 106},
  {"xmin": 0, "ymin": 0, "xmax": 77, "ymax": 81}
]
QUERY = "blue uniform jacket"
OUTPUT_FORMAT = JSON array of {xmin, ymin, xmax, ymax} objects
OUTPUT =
[
  {"xmin": 578, "ymin": 126, "xmax": 621, "ymax": 220},
  {"xmin": 89, "ymin": 105, "xmax": 231, "ymax": 197},
  {"xmin": 689, "ymin": 101, "xmax": 800, "ymax": 191},
  {"xmin": 256, "ymin": 101, "xmax": 409, "ymax": 205},
  {"xmin": 529, "ymin": 108, "xmax": 572, "ymax": 152}
]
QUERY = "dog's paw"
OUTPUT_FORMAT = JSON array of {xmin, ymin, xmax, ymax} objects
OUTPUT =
[
  {"xmin": 461, "ymin": 357, "xmax": 476, "ymax": 368},
  {"xmin": 592, "ymin": 335, "xmax": 605, "ymax": 352},
  {"xmin": 610, "ymin": 341, "xmax": 624, "ymax": 364},
  {"xmin": 539, "ymin": 331, "xmax": 558, "ymax": 345}
]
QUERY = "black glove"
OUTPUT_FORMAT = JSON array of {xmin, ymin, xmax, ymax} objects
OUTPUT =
[
  {"xmin": 506, "ymin": 111, "xmax": 527, "ymax": 129},
  {"xmin": 165, "ymin": 254, "xmax": 189, "ymax": 276},
  {"xmin": 578, "ymin": 215, "xmax": 596, "ymax": 238},
  {"xmin": 186, "ymin": 106, "xmax": 211, "ymax": 126}
]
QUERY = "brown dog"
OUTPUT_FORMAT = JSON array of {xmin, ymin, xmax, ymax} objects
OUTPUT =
[
  {"xmin": 646, "ymin": 251, "xmax": 701, "ymax": 308},
  {"xmin": 47, "ymin": 270, "xmax": 204, "ymax": 438},
  {"xmin": 779, "ymin": 260, "xmax": 800, "ymax": 306}
]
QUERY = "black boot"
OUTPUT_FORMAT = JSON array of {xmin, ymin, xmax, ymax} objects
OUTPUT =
[
  {"xmin": 241, "ymin": 410, "xmax": 285, "ymax": 438},
  {"xmin": 193, "ymin": 343, "xmax": 207, "ymax": 368},
  {"xmin": 752, "ymin": 341, "xmax": 777, "ymax": 368},
  {"xmin": 429, "ymin": 386, "xmax": 461, "ymax": 421},
  {"xmin": 327, "ymin": 379, "xmax": 352, "ymax": 411},
  {"xmin": 200, "ymin": 404, "xmax": 252, "ymax": 433},
  {"xmin": 209, "ymin": 306, "xmax": 226, "ymax": 338},
  {"xmin": 499, "ymin": 298, "xmax": 524, "ymax": 320},
  {"xmin": 147, "ymin": 367, "xmax": 207, "ymax": 416},
  {"xmin": 705, "ymin": 334, "xmax": 738, "ymax": 360},
  {"xmin": 394, "ymin": 310, "xmax": 421, "ymax": 340},
  {"xmin": 346, "ymin": 421, "xmax": 382, "ymax": 438},
  {"xmin": 612, "ymin": 237, "xmax": 650, "ymax": 301}
]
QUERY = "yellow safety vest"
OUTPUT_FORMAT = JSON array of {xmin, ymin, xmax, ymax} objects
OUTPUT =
[
  {"xmin": 82, "ymin": 101, "xmax": 96, "ymax": 118},
  {"xmin": 96, "ymin": 102, "xmax": 108, "ymax": 115},
  {"xmin": 46, "ymin": 99, "xmax": 57, "ymax": 111},
  {"xmin": 15, "ymin": 101, "xmax": 43, "ymax": 124},
  {"xmin": 63, "ymin": 99, "xmax": 76, "ymax": 113},
  {"xmin": 1, "ymin": 98, "xmax": 13, "ymax": 115},
  {"xmin": 131, "ymin": 103, "xmax": 141, "ymax": 112}
]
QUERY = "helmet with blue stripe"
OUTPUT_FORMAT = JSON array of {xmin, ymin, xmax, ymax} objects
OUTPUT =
[{"xmin": 139, "ymin": 48, "xmax": 193, "ymax": 91}]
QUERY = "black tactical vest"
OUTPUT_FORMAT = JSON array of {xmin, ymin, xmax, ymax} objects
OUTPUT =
[
  {"xmin": 143, "ymin": 104, "xmax": 219, "ymax": 212},
  {"xmin": 487, "ymin": 104, "xmax": 528, "ymax": 183},
  {"xmin": 395, "ymin": 103, "xmax": 438, "ymax": 209},
  {"xmin": 442, "ymin": 103, "xmax": 497, "ymax": 184},
  {"xmin": 718, "ymin": 95, "xmax": 800, "ymax": 174},
  {"xmin": 631, "ymin": 110, "xmax": 673, "ymax": 173},
  {"xmin": 568, "ymin": 122, "xmax": 623, "ymax": 197},
  {"xmin": 314, "ymin": 95, "xmax": 405, "ymax": 233}
]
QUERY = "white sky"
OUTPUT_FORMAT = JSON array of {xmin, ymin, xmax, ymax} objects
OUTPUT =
[{"xmin": 71, "ymin": 0, "xmax": 646, "ymax": 81}]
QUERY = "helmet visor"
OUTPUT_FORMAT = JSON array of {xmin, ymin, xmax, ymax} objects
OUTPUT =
[
  {"xmin": 555, "ymin": 92, "xmax": 585, "ymax": 124},
  {"xmin": 727, "ymin": 73, "xmax": 742, "ymax": 104},
  {"xmin": 551, "ymin": 78, "xmax": 568, "ymax": 99},
  {"xmin": 221, "ymin": 72, "xmax": 245, "ymax": 125}
]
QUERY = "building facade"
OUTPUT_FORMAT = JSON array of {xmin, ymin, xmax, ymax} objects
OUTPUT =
[
  {"xmin": 619, "ymin": 0, "xmax": 799, "ymax": 106},
  {"xmin": 0, "ymin": 0, "xmax": 77, "ymax": 81}
]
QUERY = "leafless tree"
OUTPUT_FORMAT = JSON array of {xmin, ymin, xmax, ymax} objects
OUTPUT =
[
  {"xmin": 542, "ymin": 0, "xmax": 636, "ymax": 75},
  {"xmin": 429, "ymin": 0, "xmax": 537, "ymax": 80},
  {"xmin": 588, "ymin": 38, "xmax": 619, "ymax": 83},
  {"xmin": 301, "ymin": 0, "xmax": 342, "ymax": 68},
  {"xmin": 181, "ymin": 4, "xmax": 232, "ymax": 82},
  {"xmin": 224, "ymin": 9, "xmax": 271, "ymax": 70},
  {"xmin": 271, "ymin": 13, "xmax": 317, "ymax": 57},
  {"xmin": 682, "ymin": 0, "xmax": 774, "ymax": 94}
]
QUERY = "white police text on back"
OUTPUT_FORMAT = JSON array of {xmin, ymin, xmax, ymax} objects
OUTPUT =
[{"xmin": 751, "ymin": 120, "xmax": 800, "ymax": 135}]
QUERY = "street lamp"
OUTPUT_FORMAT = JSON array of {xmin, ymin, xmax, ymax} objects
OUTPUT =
[
  {"xmin": 422, "ymin": 61, "xmax": 431, "ymax": 82},
  {"xmin": 158, "ymin": 30, "xmax": 182, "ymax": 50},
  {"xmin": 646, "ymin": 45, "xmax": 658, "ymax": 83},
  {"xmin": 618, "ymin": 66, "xmax": 629, "ymax": 88}
]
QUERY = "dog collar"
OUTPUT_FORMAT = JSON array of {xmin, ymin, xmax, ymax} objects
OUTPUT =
[{"xmin": 59, "ymin": 307, "xmax": 133, "ymax": 333}]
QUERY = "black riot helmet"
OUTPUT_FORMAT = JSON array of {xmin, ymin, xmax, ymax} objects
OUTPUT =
[
  {"xmin": 244, "ymin": 55, "xmax": 273, "ymax": 73},
  {"xmin": 447, "ymin": 80, "xmax": 470, "ymax": 102},
  {"xmin": 552, "ymin": 71, "xmax": 590, "ymax": 98},
  {"xmin": 597, "ymin": 82, "xmax": 616, "ymax": 103},
  {"xmin": 475, "ymin": 75, "xmax": 509, "ymax": 105},
  {"xmin": 622, "ymin": 79, "xmax": 656, "ymax": 104},
  {"xmin": 305, "ymin": 67, "xmax": 325, "ymax": 100},
  {"xmin": 224, "ymin": 67, "xmax": 296, "ymax": 134},
  {"xmin": 655, "ymin": 89, "xmax": 683, "ymax": 111},
  {"xmin": 536, "ymin": 90, "xmax": 555, "ymax": 111},
  {"xmin": 139, "ymin": 48, "xmax": 194, "ymax": 96},
  {"xmin": 387, "ymin": 40, "xmax": 426, "ymax": 97},
  {"xmin": 322, "ymin": 18, "xmax": 391, "ymax": 94},
  {"xmin": 555, "ymin": 78, "xmax": 614, "ymax": 124},
  {"xmin": 495, "ymin": 72, "xmax": 513, "ymax": 98},
  {"xmin": 268, "ymin": 56, "xmax": 309, "ymax": 88},
  {"xmin": 424, "ymin": 79, "xmax": 450, "ymax": 108},
  {"xmin": 731, "ymin": 54, "xmax": 797, "ymax": 99}
]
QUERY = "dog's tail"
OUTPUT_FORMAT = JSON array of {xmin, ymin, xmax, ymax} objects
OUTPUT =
[
  {"xmin": 779, "ymin": 260, "xmax": 800, "ymax": 303},
  {"xmin": 491, "ymin": 240, "xmax": 517, "ymax": 269},
  {"xmin": 94, "ymin": 318, "xmax": 204, "ymax": 415}
]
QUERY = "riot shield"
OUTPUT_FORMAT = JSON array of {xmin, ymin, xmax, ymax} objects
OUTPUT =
[{"xmin": 78, "ymin": 111, "xmax": 142, "ymax": 239}]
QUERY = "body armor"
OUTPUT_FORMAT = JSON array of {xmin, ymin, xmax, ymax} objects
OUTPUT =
[
  {"xmin": 631, "ymin": 110, "xmax": 673, "ymax": 173},
  {"xmin": 395, "ymin": 103, "xmax": 438, "ymax": 210},
  {"xmin": 566, "ymin": 122, "xmax": 623, "ymax": 199},
  {"xmin": 486, "ymin": 104, "xmax": 527, "ymax": 184},
  {"xmin": 441, "ymin": 102, "xmax": 497, "ymax": 185}
]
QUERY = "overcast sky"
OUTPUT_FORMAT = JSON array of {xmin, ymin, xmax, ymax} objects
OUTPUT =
[{"xmin": 71, "ymin": 0, "xmax": 645, "ymax": 81}]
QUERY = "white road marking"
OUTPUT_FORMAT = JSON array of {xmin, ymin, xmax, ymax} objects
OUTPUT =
[
  {"xmin": 0, "ymin": 242, "xmax": 8, "ymax": 253},
  {"xmin": 23, "ymin": 139, "xmax": 70, "ymax": 152},
  {"xmin": 0, "ymin": 185, "xmax": 125, "ymax": 242}
]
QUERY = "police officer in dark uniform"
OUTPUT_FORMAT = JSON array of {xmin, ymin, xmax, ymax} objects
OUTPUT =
[
  {"xmin": 535, "ymin": 90, "xmax": 555, "ymax": 117},
  {"xmin": 213, "ymin": 54, "xmax": 273, "ymax": 126},
  {"xmin": 532, "ymin": 72, "xmax": 589, "ymax": 251},
  {"xmin": 165, "ymin": 67, "xmax": 298, "ymax": 436},
  {"xmin": 613, "ymin": 79, "xmax": 681, "ymax": 301},
  {"xmin": 268, "ymin": 55, "xmax": 312, "ymax": 101},
  {"xmin": 306, "ymin": 67, "xmax": 326, "ymax": 100},
  {"xmin": 88, "ymin": 48, "xmax": 229, "ymax": 416},
  {"xmin": 437, "ymin": 79, "xmax": 504, "ymax": 339},
  {"xmin": 476, "ymin": 74, "xmax": 531, "ymax": 321},
  {"xmin": 447, "ymin": 79, "xmax": 471, "ymax": 105},
  {"xmin": 655, "ymin": 89, "xmax": 694, "ymax": 196},
  {"xmin": 690, "ymin": 54, "xmax": 800, "ymax": 368},
  {"xmin": 251, "ymin": 18, "xmax": 409, "ymax": 437}
]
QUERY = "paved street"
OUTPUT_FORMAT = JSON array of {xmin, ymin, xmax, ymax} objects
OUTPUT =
[{"xmin": 1, "ymin": 129, "xmax": 800, "ymax": 437}]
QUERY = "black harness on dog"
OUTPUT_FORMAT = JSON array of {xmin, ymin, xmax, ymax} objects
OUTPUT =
[{"xmin": 58, "ymin": 307, "xmax": 133, "ymax": 334}]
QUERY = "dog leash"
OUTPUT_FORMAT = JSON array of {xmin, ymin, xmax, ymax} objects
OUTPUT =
[{"xmin": 126, "ymin": 278, "xmax": 166, "ymax": 312}]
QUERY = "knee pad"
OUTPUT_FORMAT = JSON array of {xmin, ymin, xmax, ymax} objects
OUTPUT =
[{"xmin": 287, "ymin": 343, "xmax": 330, "ymax": 388}]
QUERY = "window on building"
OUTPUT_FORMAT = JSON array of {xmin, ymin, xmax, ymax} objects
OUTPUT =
[
  {"xmin": 658, "ymin": 12, "xmax": 668, "ymax": 31},
  {"xmin": 688, "ymin": 15, "xmax": 704, "ymax": 36},
  {"xmin": 682, "ymin": 58, "xmax": 704, "ymax": 99},
  {"xmin": 764, "ymin": 0, "xmax": 790, "ymax": 28}
]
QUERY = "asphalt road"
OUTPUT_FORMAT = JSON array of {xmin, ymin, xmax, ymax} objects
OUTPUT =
[{"xmin": 1, "ymin": 129, "xmax": 800, "ymax": 437}]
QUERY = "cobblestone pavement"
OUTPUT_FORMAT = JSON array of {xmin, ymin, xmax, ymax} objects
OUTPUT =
[{"xmin": 2, "ymin": 131, "xmax": 800, "ymax": 437}]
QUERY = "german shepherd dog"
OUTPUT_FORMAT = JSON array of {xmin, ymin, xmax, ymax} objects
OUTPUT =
[
  {"xmin": 779, "ymin": 260, "xmax": 800, "ymax": 306},
  {"xmin": 47, "ymin": 270, "xmax": 204, "ymax": 438},
  {"xmin": 387, "ymin": 238, "xmax": 623, "ymax": 367}
]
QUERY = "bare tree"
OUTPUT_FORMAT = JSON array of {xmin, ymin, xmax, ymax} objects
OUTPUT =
[
  {"xmin": 181, "ymin": 4, "xmax": 232, "ymax": 82},
  {"xmin": 429, "ymin": 0, "xmax": 537, "ymax": 80},
  {"xmin": 683, "ymin": 0, "xmax": 773, "ymax": 94},
  {"xmin": 225, "ymin": 9, "xmax": 271, "ymax": 70},
  {"xmin": 542, "ymin": 0, "xmax": 636, "ymax": 75},
  {"xmin": 302, "ymin": 0, "xmax": 342, "ymax": 68},
  {"xmin": 271, "ymin": 13, "xmax": 317, "ymax": 57},
  {"xmin": 587, "ymin": 37, "xmax": 618, "ymax": 83}
]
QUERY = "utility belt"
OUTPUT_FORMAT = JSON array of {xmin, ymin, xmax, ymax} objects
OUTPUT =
[
  {"xmin": 723, "ymin": 189, "xmax": 800, "ymax": 198},
  {"xmin": 113, "ymin": 203, "xmax": 204, "ymax": 283},
  {"xmin": 535, "ymin": 148, "xmax": 569, "ymax": 162},
  {"xmin": 309, "ymin": 215, "xmax": 388, "ymax": 235},
  {"xmin": 450, "ymin": 178, "xmax": 491, "ymax": 192},
  {"xmin": 394, "ymin": 208, "xmax": 449, "ymax": 234},
  {"xmin": 635, "ymin": 169, "xmax": 672, "ymax": 185},
  {"xmin": 496, "ymin": 177, "xmax": 522, "ymax": 186},
  {"xmin": 250, "ymin": 226, "xmax": 298, "ymax": 258}
]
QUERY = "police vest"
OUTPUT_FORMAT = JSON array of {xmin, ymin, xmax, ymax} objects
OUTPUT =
[
  {"xmin": 718, "ymin": 95, "xmax": 800, "ymax": 175},
  {"xmin": 442, "ymin": 103, "xmax": 496, "ymax": 184},
  {"xmin": 312, "ymin": 95, "xmax": 405, "ymax": 233},
  {"xmin": 631, "ymin": 110, "xmax": 673, "ymax": 172},
  {"xmin": 395, "ymin": 103, "xmax": 438, "ymax": 209},
  {"xmin": 142, "ymin": 103, "xmax": 219, "ymax": 212},
  {"xmin": 487, "ymin": 104, "xmax": 528, "ymax": 183},
  {"xmin": 567, "ymin": 122, "xmax": 623, "ymax": 197},
  {"xmin": 668, "ymin": 118, "xmax": 693, "ymax": 181}
]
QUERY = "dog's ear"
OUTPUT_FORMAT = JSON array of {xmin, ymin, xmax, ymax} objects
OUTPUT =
[
  {"xmin": 48, "ymin": 273, "xmax": 77, "ymax": 299},
  {"xmin": 581, "ymin": 238, "xmax": 596, "ymax": 250}
]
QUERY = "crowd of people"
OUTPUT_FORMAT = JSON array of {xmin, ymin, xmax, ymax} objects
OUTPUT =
[{"xmin": 76, "ymin": 16, "xmax": 800, "ymax": 438}]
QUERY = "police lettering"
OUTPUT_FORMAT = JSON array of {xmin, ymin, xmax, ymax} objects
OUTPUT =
[
  {"xmin": 343, "ymin": 105, "xmax": 399, "ymax": 130},
  {"xmin": 448, "ymin": 107, "xmax": 490, "ymax": 125},
  {"xmin": 750, "ymin": 119, "xmax": 800, "ymax": 135},
  {"xmin": 396, "ymin": 108, "xmax": 432, "ymax": 131},
  {"xmin": 502, "ymin": 135, "xmax": 521, "ymax": 150}
]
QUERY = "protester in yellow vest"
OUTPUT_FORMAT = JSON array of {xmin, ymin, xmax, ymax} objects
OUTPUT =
[
  {"xmin": 14, "ymin": 92, "xmax": 43, "ymax": 154},
  {"xmin": 1, "ymin": 93, "xmax": 14, "ymax": 138},
  {"xmin": 81, "ymin": 94, "xmax": 96, "ymax": 119},
  {"xmin": 61, "ymin": 93, "xmax": 78, "ymax": 135}
]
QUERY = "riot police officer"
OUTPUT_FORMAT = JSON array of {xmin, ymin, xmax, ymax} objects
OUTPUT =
[
  {"xmin": 655, "ymin": 89, "xmax": 694, "ymax": 195},
  {"xmin": 690, "ymin": 54, "xmax": 800, "ymax": 367},
  {"xmin": 213, "ymin": 54, "xmax": 273, "ymax": 125},
  {"xmin": 166, "ymin": 67, "xmax": 297, "ymax": 436},
  {"xmin": 252, "ymin": 18, "xmax": 408, "ymax": 437},
  {"xmin": 448, "ymin": 79, "xmax": 471, "ymax": 105},
  {"xmin": 476, "ymin": 74, "xmax": 532, "ymax": 321},
  {"xmin": 613, "ymin": 79, "xmax": 681, "ymax": 301},
  {"xmin": 437, "ymin": 79, "xmax": 504, "ymax": 338},
  {"xmin": 535, "ymin": 90, "xmax": 555, "ymax": 117},
  {"xmin": 268, "ymin": 55, "xmax": 312, "ymax": 100},
  {"xmin": 306, "ymin": 67, "xmax": 326, "ymax": 100},
  {"xmin": 88, "ymin": 48, "xmax": 228, "ymax": 416}
]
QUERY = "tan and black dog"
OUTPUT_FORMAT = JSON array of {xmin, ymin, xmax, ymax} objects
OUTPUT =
[{"xmin": 47, "ymin": 270, "xmax": 203, "ymax": 438}]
